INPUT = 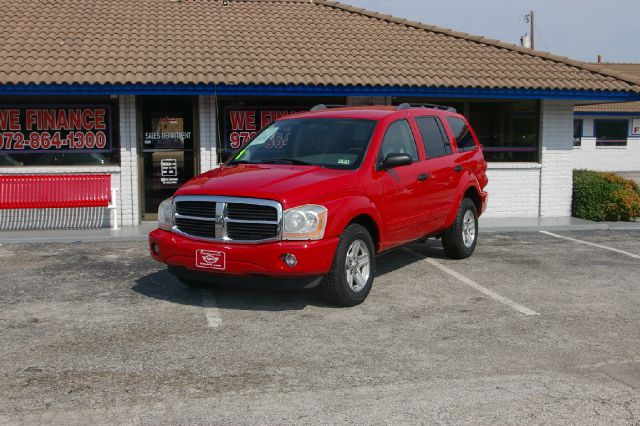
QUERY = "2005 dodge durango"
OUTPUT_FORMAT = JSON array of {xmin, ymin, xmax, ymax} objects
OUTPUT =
[{"xmin": 149, "ymin": 104, "xmax": 488, "ymax": 306}]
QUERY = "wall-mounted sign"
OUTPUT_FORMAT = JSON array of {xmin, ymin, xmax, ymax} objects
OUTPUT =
[
  {"xmin": 632, "ymin": 119, "xmax": 640, "ymax": 136},
  {"xmin": 0, "ymin": 105, "xmax": 112, "ymax": 153},
  {"xmin": 222, "ymin": 106, "xmax": 307, "ymax": 152}
]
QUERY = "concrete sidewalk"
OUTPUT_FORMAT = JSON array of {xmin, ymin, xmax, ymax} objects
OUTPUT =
[{"xmin": 1, "ymin": 217, "xmax": 640, "ymax": 244}]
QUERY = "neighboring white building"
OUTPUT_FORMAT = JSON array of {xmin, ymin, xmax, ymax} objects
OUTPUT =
[
  {"xmin": 573, "ymin": 64, "xmax": 640, "ymax": 173},
  {"xmin": 1, "ymin": 1, "xmax": 640, "ymax": 228}
]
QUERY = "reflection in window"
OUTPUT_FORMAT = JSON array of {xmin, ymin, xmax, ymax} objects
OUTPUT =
[
  {"xmin": 595, "ymin": 119, "xmax": 628, "ymax": 147},
  {"xmin": 574, "ymin": 119, "xmax": 583, "ymax": 147},
  {"xmin": 469, "ymin": 101, "xmax": 539, "ymax": 162}
]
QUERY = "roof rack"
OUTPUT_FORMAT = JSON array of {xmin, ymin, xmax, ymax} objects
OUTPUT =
[
  {"xmin": 310, "ymin": 104, "xmax": 349, "ymax": 111},
  {"xmin": 396, "ymin": 103, "xmax": 457, "ymax": 113}
]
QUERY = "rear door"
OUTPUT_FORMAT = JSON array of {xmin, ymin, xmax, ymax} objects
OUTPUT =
[
  {"xmin": 413, "ymin": 114, "xmax": 461, "ymax": 230},
  {"xmin": 375, "ymin": 119, "xmax": 431, "ymax": 246}
]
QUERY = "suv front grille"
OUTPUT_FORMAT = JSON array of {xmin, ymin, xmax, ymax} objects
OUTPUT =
[{"xmin": 173, "ymin": 196, "xmax": 281, "ymax": 242}]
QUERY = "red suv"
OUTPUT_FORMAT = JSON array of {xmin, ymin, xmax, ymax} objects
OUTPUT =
[{"xmin": 149, "ymin": 104, "xmax": 488, "ymax": 306}]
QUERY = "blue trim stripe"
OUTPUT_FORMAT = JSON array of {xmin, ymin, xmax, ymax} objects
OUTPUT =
[
  {"xmin": 0, "ymin": 82, "xmax": 639, "ymax": 101},
  {"xmin": 575, "ymin": 112, "xmax": 639, "ymax": 117}
]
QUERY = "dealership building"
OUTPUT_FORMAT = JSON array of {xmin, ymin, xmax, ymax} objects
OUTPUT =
[{"xmin": 1, "ymin": 0, "xmax": 640, "ymax": 229}]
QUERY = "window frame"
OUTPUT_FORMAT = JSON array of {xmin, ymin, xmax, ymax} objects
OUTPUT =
[
  {"xmin": 573, "ymin": 119, "xmax": 583, "ymax": 147},
  {"xmin": 414, "ymin": 115, "xmax": 452, "ymax": 159},
  {"xmin": 445, "ymin": 116, "xmax": 476, "ymax": 153},
  {"xmin": 594, "ymin": 119, "xmax": 629, "ymax": 147},
  {"xmin": 377, "ymin": 118, "xmax": 420, "ymax": 165}
]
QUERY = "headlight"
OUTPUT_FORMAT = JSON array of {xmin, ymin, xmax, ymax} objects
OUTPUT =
[
  {"xmin": 158, "ymin": 197, "xmax": 175, "ymax": 231},
  {"xmin": 283, "ymin": 204, "xmax": 328, "ymax": 240}
]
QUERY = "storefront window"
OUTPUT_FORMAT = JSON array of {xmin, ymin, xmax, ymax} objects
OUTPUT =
[
  {"xmin": 469, "ymin": 101, "xmax": 539, "ymax": 162},
  {"xmin": 0, "ymin": 99, "xmax": 120, "ymax": 166},
  {"xmin": 595, "ymin": 119, "xmax": 628, "ymax": 147}
]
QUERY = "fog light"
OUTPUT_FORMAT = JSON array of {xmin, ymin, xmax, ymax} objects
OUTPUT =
[
  {"xmin": 283, "ymin": 253, "xmax": 297, "ymax": 268},
  {"xmin": 151, "ymin": 243, "xmax": 160, "ymax": 256}
]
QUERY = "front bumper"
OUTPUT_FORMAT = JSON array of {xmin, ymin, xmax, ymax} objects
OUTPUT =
[{"xmin": 148, "ymin": 228, "xmax": 339, "ymax": 277}]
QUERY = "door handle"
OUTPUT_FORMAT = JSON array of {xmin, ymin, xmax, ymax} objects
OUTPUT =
[
  {"xmin": 417, "ymin": 173, "xmax": 429, "ymax": 181},
  {"xmin": 453, "ymin": 165, "xmax": 464, "ymax": 173}
]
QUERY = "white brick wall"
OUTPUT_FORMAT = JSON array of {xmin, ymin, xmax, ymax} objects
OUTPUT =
[
  {"xmin": 483, "ymin": 164, "xmax": 541, "ymax": 218},
  {"xmin": 573, "ymin": 115, "xmax": 640, "ymax": 172},
  {"xmin": 539, "ymin": 100, "xmax": 574, "ymax": 217},
  {"xmin": 198, "ymin": 95, "xmax": 218, "ymax": 172},
  {"xmin": 117, "ymin": 95, "xmax": 139, "ymax": 226}
]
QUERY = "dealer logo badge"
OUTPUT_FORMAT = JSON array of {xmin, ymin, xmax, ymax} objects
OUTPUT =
[{"xmin": 195, "ymin": 249, "xmax": 226, "ymax": 270}]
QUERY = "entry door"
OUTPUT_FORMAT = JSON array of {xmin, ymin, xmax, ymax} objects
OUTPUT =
[{"xmin": 140, "ymin": 97, "xmax": 197, "ymax": 220}]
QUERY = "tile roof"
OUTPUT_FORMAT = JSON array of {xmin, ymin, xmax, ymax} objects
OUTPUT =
[
  {"xmin": 575, "ymin": 101, "xmax": 640, "ymax": 113},
  {"xmin": 1, "ymin": 0, "xmax": 639, "ymax": 93},
  {"xmin": 575, "ymin": 64, "xmax": 640, "ymax": 112}
]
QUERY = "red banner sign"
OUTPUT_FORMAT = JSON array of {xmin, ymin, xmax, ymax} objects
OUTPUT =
[
  {"xmin": 223, "ymin": 106, "xmax": 307, "ymax": 151},
  {"xmin": 0, "ymin": 105, "xmax": 112, "ymax": 153}
]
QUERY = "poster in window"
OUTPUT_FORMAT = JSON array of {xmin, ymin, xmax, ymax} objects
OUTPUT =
[
  {"xmin": 632, "ymin": 119, "xmax": 640, "ymax": 136},
  {"xmin": 0, "ymin": 105, "xmax": 112, "ymax": 153},
  {"xmin": 143, "ymin": 115, "xmax": 192, "ymax": 149},
  {"xmin": 222, "ymin": 106, "xmax": 308, "ymax": 153}
]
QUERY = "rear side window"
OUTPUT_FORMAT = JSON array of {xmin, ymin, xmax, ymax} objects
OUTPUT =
[
  {"xmin": 379, "ymin": 120, "xmax": 419, "ymax": 161},
  {"xmin": 446, "ymin": 116, "xmax": 476, "ymax": 152},
  {"xmin": 415, "ymin": 116, "xmax": 451, "ymax": 158}
]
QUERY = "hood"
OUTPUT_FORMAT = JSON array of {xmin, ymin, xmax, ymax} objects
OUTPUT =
[{"xmin": 176, "ymin": 164, "xmax": 359, "ymax": 206}]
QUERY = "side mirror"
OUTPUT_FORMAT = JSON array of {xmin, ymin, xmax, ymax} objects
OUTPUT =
[{"xmin": 380, "ymin": 153, "xmax": 413, "ymax": 170}]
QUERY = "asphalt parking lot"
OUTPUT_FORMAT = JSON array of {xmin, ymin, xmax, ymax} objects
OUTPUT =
[{"xmin": 1, "ymin": 230, "xmax": 640, "ymax": 425}]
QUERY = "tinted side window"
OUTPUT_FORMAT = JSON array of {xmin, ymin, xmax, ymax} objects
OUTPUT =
[
  {"xmin": 379, "ymin": 120, "xmax": 419, "ymax": 161},
  {"xmin": 446, "ymin": 116, "xmax": 476, "ymax": 152},
  {"xmin": 415, "ymin": 116, "xmax": 451, "ymax": 159}
]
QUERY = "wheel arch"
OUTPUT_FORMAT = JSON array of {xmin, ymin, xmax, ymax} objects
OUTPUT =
[{"xmin": 348, "ymin": 214, "xmax": 381, "ymax": 252}]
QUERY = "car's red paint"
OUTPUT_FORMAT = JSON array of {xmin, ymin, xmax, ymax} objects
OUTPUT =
[{"xmin": 150, "ymin": 106, "xmax": 488, "ymax": 279}]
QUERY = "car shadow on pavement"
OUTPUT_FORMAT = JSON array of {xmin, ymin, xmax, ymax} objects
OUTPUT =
[{"xmin": 132, "ymin": 239, "xmax": 448, "ymax": 311}]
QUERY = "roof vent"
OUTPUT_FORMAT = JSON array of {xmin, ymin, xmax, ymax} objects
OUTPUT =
[
  {"xmin": 396, "ymin": 103, "xmax": 412, "ymax": 110},
  {"xmin": 310, "ymin": 104, "xmax": 328, "ymax": 111}
]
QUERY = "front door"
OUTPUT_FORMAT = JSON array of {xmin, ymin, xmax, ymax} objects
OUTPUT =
[
  {"xmin": 140, "ymin": 97, "xmax": 197, "ymax": 220},
  {"xmin": 375, "ymin": 119, "xmax": 431, "ymax": 247}
]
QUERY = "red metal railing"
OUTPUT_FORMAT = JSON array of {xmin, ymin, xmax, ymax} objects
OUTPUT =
[{"xmin": 0, "ymin": 174, "xmax": 111, "ymax": 209}]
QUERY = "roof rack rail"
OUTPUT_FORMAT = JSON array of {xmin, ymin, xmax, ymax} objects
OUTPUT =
[
  {"xmin": 310, "ymin": 104, "xmax": 348, "ymax": 111},
  {"xmin": 396, "ymin": 103, "xmax": 457, "ymax": 113}
]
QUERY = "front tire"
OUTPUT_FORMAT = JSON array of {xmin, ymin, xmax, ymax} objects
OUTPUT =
[
  {"xmin": 320, "ymin": 224, "xmax": 376, "ymax": 307},
  {"xmin": 442, "ymin": 198, "xmax": 478, "ymax": 259}
]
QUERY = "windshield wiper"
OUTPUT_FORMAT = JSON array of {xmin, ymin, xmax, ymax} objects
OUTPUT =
[{"xmin": 258, "ymin": 158, "xmax": 315, "ymax": 166}]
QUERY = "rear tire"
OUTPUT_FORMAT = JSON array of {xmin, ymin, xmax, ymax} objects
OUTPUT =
[
  {"xmin": 442, "ymin": 198, "xmax": 478, "ymax": 259},
  {"xmin": 320, "ymin": 224, "xmax": 376, "ymax": 307}
]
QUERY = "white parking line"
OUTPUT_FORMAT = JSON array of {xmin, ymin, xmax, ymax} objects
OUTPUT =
[
  {"xmin": 200, "ymin": 289, "xmax": 222, "ymax": 328},
  {"xmin": 404, "ymin": 248, "xmax": 540, "ymax": 316},
  {"xmin": 540, "ymin": 231, "xmax": 640, "ymax": 260}
]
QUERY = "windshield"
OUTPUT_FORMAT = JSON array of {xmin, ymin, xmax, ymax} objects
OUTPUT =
[{"xmin": 229, "ymin": 118, "xmax": 377, "ymax": 170}]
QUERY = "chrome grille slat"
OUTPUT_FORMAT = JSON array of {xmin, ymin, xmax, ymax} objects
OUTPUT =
[{"xmin": 172, "ymin": 196, "xmax": 282, "ymax": 243}]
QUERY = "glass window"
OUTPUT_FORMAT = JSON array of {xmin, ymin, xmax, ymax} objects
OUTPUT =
[
  {"xmin": 469, "ymin": 101, "xmax": 539, "ymax": 162},
  {"xmin": 595, "ymin": 119, "xmax": 628, "ymax": 147},
  {"xmin": 378, "ymin": 119, "xmax": 419, "ymax": 162},
  {"xmin": 0, "ymin": 102, "xmax": 120, "ymax": 167},
  {"xmin": 573, "ymin": 119, "xmax": 583, "ymax": 147},
  {"xmin": 445, "ymin": 116, "xmax": 476, "ymax": 152},
  {"xmin": 231, "ymin": 118, "xmax": 377, "ymax": 170},
  {"xmin": 415, "ymin": 116, "xmax": 451, "ymax": 158}
]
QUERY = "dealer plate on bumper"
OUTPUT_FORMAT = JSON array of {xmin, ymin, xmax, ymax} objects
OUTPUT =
[{"xmin": 195, "ymin": 249, "xmax": 226, "ymax": 270}]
